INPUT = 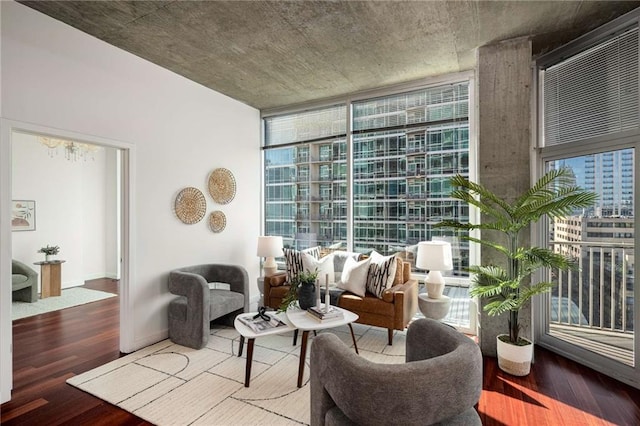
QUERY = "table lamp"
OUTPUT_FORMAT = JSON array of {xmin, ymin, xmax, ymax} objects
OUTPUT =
[
  {"xmin": 257, "ymin": 236, "xmax": 283, "ymax": 277},
  {"xmin": 416, "ymin": 241, "xmax": 453, "ymax": 299}
]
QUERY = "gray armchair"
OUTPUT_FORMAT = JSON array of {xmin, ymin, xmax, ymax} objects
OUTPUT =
[
  {"xmin": 12, "ymin": 259, "xmax": 38, "ymax": 303},
  {"xmin": 310, "ymin": 318, "xmax": 482, "ymax": 426},
  {"xmin": 168, "ymin": 264, "xmax": 249, "ymax": 349}
]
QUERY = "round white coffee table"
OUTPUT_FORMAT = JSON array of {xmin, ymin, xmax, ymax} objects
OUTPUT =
[
  {"xmin": 234, "ymin": 311, "xmax": 294, "ymax": 387},
  {"xmin": 418, "ymin": 294, "xmax": 451, "ymax": 320},
  {"xmin": 286, "ymin": 305, "xmax": 359, "ymax": 387}
]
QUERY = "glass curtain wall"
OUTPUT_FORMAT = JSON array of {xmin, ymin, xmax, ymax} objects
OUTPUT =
[
  {"xmin": 263, "ymin": 81, "xmax": 471, "ymax": 275},
  {"xmin": 351, "ymin": 84, "xmax": 470, "ymax": 274},
  {"xmin": 264, "ymin": 106, "xmax": 347, "ymax": 251}
]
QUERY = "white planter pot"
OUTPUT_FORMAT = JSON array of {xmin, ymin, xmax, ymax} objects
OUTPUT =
[{"xmin": 496, "ymin": 334, "xmax": 533, "ymax": 376}]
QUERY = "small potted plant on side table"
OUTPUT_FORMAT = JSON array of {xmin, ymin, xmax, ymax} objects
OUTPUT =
[
  {"xmin": 278, "ymin": 270, "xmax": 319, "ymax": 312},
  {"xmin": 38, "ymin": 244, "xmax": 60, "ymax": 262}
]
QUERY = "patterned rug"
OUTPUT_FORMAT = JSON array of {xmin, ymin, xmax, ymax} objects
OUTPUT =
[
  {"xmin": 67, "ymin": 323, "xmax": 406, "ymax": 425},
  {"xmin": 12, "ymin": 287, "xmax": 117, "ymax": 320}
]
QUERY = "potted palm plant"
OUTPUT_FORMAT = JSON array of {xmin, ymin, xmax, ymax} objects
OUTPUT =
[{"xmin": 436, "ymin": 168, "xmax": 597, "ymax": 375}]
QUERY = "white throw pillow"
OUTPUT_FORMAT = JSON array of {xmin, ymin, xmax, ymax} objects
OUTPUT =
[
  {"xmin": 301, "ymin": 252, "xmax": 335, "ymax": 286},
  {"xmin": 337, "ymin": 256, "xmax": 370, "ymax": 297},
  {"xmin": 366, "ymin": 251, "xmax": 398, "ymax": 298}
]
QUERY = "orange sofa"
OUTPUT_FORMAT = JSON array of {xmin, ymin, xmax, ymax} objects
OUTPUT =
[{"xmin": 263, "ymin": 257, "xmax": 418, "ymax": 345}]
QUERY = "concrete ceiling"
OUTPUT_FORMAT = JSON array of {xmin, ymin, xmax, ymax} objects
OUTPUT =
[{"xmin": 19, "ymin": 1, "xmax": 639, "ymax": 110}]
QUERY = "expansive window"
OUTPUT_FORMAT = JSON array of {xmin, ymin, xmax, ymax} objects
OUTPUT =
[
  {"xmin": 537, "ymin": 15, "xmax": 639, "ymax": 387},
  {"xmin": 263, "ymin": 79, "xmax": 472, "ymax": 276}
]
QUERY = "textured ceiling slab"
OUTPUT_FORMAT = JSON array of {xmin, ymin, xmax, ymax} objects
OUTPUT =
[{"xmin": 18, "ymin": 1, "xmax": 639, "ymax": 109}]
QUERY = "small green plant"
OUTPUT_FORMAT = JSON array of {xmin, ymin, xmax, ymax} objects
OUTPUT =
[
  {"xmin": 278, "ymin": 270, "xmax": 318, "ymax": 312},
  {"xmin": 38, "ymin": 245, "xmax": 60, "ymax": 256}
]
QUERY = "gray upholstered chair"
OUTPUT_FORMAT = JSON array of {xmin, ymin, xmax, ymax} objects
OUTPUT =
[
  {"xmin": 168, "ymin": 264, "xmax": 249, "ymax": 349},
  {"xmin": 12, "ymin": 259, "xmax": 38, "ymax": 303},
  {"xmin": 310, "ymin": 318, "xmax": 482, "ymax": 426}
]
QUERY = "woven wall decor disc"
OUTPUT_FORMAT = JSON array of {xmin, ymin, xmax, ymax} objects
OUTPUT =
[
  {"xmin": 175, "ymin": 187, "xmax": 206, "ymax": 224},
  {"xmin": 208, "ymin": 168, "xmax": 236, "ymax": 204},
  {"xmin": 209, "ymin": 210, "xmax": 227, "ymax": 233}
]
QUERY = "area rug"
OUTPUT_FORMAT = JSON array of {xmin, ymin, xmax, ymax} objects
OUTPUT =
[
  {"xmin": 12, "ymin": 287, "xmax": 117, "ymax": 320},
  {"xmin": 67, "ymin": 323, "xmax": 406, "ymax": 425}
]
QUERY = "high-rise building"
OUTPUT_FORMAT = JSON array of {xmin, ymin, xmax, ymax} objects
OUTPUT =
[
  {"xmin": 264, "ymin": 83, "xmax": 471, "ymax": 274},
  {"xmin": 584, "ymin": 149, "xmax": 634, "ymax": 217}
]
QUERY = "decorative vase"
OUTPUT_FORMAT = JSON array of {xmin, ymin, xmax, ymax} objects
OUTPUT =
[
  {"xmin": 297, "ymin": 282, "xmax": 316, "ymax": 310},
  {"xmin": 45, "ymin": 254, "xmax": 51, "ymax": 262},
  {"xmin": 496, "ymin": 334, "xmax": 533, "ymax": 376}
]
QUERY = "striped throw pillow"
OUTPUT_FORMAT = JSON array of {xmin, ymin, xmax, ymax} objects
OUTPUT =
[
  {"xmin": 283, "ymin": 246, "xmax": 320, "ymax": 283},
  {"xmin": 365, "ymin": 251, "xmax": 398, "ymax": 299}
]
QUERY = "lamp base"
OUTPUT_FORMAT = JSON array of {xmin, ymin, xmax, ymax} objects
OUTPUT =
[
  {"xmin": 263, "ymin": 266, "xmax": 277, "ymax": 277},
  {"xmin": 426, "ymin": 281, "xmax": 444, "ymax": 299},
  {"xmin": 425, "ymin": 270, "xmax": 445, "ymax": 299}
]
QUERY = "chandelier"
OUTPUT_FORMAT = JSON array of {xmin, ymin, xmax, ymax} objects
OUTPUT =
[{"xmin": 38, "ymin": 137, "xmax": 101, "ymax": 162}]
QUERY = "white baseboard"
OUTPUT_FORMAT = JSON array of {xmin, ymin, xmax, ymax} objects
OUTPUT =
[
  {"xmin": 60, "ymin": 280, "xmax": 85, "ymax": 289},
  {"xmin": 131, "ymin": 329, "xmax": 169, "ymax": 354}
]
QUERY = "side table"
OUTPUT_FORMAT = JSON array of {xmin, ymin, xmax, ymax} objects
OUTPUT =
[
  {"xmin": 33, "ymin": 260, "xmax": 66, "ymax": 298},
  {"xmin": 418, "ymin": 294, "xmax": 451, "ymax": 321}
]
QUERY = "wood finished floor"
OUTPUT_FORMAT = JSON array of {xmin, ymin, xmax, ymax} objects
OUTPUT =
[{"xmin": 2, "ymin": 278, "xmax": 640, "ymax": 425}]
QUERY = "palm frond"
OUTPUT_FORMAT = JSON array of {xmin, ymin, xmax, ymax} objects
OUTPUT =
[
  {"xmin": 515, "ymin": 282, "xmax": 555, "ymax": 309},
  {"xmin": 450, "ymin": 175, "xmax": 514, "ymax": 217},
  {"xmin": 466, "ymin": 236, "xmax": 510, "ymax": 258},
  {"xmin": 484, "ymin": 298, "xmax": 519, "ymax": 316},
  {"xmin": 449, "ymin": 188, "xmax": 510, "ymax": 224}
]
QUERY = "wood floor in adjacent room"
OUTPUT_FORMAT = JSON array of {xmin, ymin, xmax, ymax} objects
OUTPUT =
[{"xmin": 2, "ymin": 278, "xmax": 640, "ymax": 425}]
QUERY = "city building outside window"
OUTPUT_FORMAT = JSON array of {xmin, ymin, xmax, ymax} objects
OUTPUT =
[{"xmin": 263, "ymin": 80, "xmax": 471, "ymax": 276}]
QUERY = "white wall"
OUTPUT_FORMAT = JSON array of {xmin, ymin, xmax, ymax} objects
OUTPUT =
[
  {"xmin": 0, "ymin": 0, "xmax": 261, "ymax": 401},
  {"xmin": 105, "ymin": 149, "xmax": 120, "ymax": 279},
  {"xmin": 11, "ymin": 133, "xmax": 115, "ymax": 288}
]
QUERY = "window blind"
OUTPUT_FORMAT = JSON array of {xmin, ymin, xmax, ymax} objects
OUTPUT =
[
  {"xmin": 543, "ymin": 26, "xmax": 639, "ymax": 146},
  {"xmin": 264, "ymin": 105, "xmax": 346, "ymax": 146}
]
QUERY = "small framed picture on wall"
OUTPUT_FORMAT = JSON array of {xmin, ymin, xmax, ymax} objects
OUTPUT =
[{"xmin": 11, "ymin": 200, "xmax": 36, "ymax": 231}]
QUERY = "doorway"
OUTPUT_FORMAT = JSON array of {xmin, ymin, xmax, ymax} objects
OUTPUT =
[{"xmin": 0, "ymin": 120, "xmax": 135, "ymax": 403}]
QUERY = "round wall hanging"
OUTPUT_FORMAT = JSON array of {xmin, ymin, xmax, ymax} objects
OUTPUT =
[
  {"xmin": 175, "ymin": 187, "xmax": 206, "ymax": 224},
  {"xmin": 209, "ymin": 210, "xmax": 227, "ymax": 233},
  {"xmin": 208, "ymin": 168, "xmax": 236, "ymax": 204}
]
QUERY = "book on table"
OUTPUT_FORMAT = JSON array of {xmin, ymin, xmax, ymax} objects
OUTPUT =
[
  {"xmin": 307, "ymin": 305, "xmax": 344, "ymax": 322},
  {"xmin": 238, "ymin": 314, "xmax": 287, "ymax": 333}
]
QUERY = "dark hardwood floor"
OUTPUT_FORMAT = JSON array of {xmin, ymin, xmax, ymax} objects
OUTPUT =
[
  {"xmin": 1, "ymin": 278, "xmax": 150, "ymax": 426},
  {"xmin": 2, "ymin": 279, "xmax": 640, "ymax": 425}
]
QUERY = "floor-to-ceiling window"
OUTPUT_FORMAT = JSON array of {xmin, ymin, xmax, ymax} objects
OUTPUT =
[
  {"xmin": 262, "ymin": 75, "xmax": 475, "ymax": 329},
  {"xmin": 536, "ymin": 13, "xmax": 639, "ymax": 388},
  {"xmin": 351, "ymin": 84, "xmax": 470, "ymax": 275}
]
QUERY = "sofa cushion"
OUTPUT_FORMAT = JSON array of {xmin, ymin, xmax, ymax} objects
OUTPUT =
[
  {"xmin": 392, "ymin": 257, "xmax": 404, "ymax": 285},
  {"xmin": 283, "ymin": 246, "xmax": 320, "ymax": 283},
  {"xmin": 302, "ymin": 252, "xmax": 334, "ymax": 285},
  {"xmin": 338, "ymin": 292, "xmax": 395, "ymax": 316},
  {"xmin": 337, "ymin": 256, "xmax": 370, "ymax": 297},
  {"xmin": 332, "ymin": 251, "xmax": 362, "ymax": 273},
  {"xmin": 12, "ymin": 273, "xmax": 28, "ymax": 286},
  {"xmin": 366, "ymin": 251, "xmax": 398, "ymax": 299},
  {"xmin": 208, "ymin": 289, "xmax": 244, "ymax": 320}
]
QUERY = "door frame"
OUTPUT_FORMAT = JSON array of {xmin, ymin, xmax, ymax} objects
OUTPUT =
[{"xmin": 0, "ymin": 119, "xmax": 136, "ymax": 403}]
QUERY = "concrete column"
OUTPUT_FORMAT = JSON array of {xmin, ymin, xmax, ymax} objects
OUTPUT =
[{"xmin": 476, "ymin": 37, "xmax": 532, "ymax": 356}]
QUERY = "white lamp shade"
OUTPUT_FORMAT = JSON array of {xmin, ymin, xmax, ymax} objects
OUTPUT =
[
  {"xmin": 257, "ymin": 236, "xmax": 284, "ymax": 257},
  {"xmin": 416, "ymin": 241, "xmax": 453, "ymax": 272}
]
